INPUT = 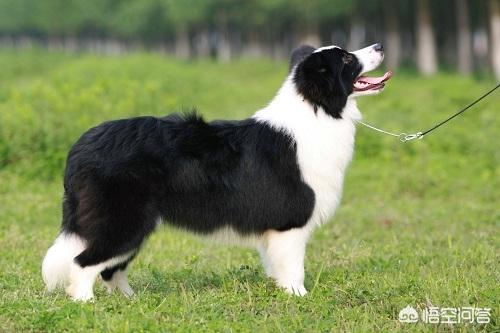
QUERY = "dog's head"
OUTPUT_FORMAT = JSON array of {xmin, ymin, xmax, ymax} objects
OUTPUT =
[{"xmin": 290, "ymin": 44, "xmax": 392, "ymax": 118}]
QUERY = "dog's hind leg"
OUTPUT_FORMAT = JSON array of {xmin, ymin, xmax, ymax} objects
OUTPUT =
[
  {"xmin": 61, "ymin": 178, "xmax": 159, "ymax": 301},
  {"xmin": 66, "ymin": 250, "xmax": 134, "ymax": 301},
  {"xmin": 260, "ymin": 228, "xmax": 311, "ymax": 296},
  {"xmin": 101, "ymin": 255, "xmax": 136, "ymax": 297},
  {"xmin": 105, "ymin": 269, "xmax": 134, "ymax": 297},
  {"xmin": 66, "ymin": 262, "xmax": 102, "ymax": 301},
  {"xmin": 65, "ymin": 219, "xmax": 153, "ymax": 301}
]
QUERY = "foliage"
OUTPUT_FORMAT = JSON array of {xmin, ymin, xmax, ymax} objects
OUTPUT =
[
  {"xmin": 0, "ymin": 50, "xmax": 498, "ymax": 332},
  {"xmin": 0, "ymin": 0, "xmax": 479, "ymax": 40}
]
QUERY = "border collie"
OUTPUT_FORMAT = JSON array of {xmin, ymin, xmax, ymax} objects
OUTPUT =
[{"xmin": 42, "ymin": 43, "xmax": 392, "ymax": 301}]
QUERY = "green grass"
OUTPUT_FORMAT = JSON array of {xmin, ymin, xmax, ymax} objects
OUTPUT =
[{"xmin": 0, "ymin": 49, "xmax": 498, "ymax": 332}]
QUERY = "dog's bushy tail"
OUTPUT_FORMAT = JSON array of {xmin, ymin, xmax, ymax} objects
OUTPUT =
[{"xmin": 42, "ymin": 232, "xmax": 86, "ymax": 291}]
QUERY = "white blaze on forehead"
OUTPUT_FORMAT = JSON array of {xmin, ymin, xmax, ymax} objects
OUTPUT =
[{"xmin": 313, "ymin": 45, "xmax": 341, "ymax": 53}]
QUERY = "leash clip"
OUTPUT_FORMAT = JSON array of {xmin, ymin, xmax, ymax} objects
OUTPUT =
[{"xmin": 399, "ymin": 132, "xmax": 423, "ymax": 142}]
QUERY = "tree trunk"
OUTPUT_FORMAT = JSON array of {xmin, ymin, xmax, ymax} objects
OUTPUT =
[
  {"xmin": 216, "ymin": 28, "xmax": 231, "ymax": 62},
  {"xmin": 348, "ymin": 15, "xmax": 365, "ymax": 51},
  {"xmin": 297, "ymin": 23, "xmax": 321, "ymax": 47},
  {"xmin": 243, "ymin": 31, "xmax": 266, "ymax": 58},
  {"xmin": 194, "ymin": 29, "xmax": 211, "ymax": 58},
  {"xmin": 489, "ymin": 0, "xmax": 500, "ymax": 79},
  {"xmin": 416, "ymin": 0, "xmax": 437, "ymax": 75},
  {"xmin": 456, "ymin": 0, "xmax": 472, "ymax": 74},
  {"xmin": 175, "ymin": 29, "xmax": 190, "ymax": 59},
  {"xmin": 384, "ymin": 1, "xmax": 401, "ymax": 70}
]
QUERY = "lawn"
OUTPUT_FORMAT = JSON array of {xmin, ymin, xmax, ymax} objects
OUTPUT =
[{"xmin": 0, "ymin": 49, "xmax": 498, "ymax": 332}]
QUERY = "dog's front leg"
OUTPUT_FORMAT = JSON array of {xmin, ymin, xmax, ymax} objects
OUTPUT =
[{"xmin": 260, "ymin": 228, "xmax": 310, "ymax": 296}]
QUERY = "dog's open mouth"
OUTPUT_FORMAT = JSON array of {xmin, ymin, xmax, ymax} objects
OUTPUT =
[{"xmin": 353, "ymin": 71, "xmax": 392, "ymax": 91}]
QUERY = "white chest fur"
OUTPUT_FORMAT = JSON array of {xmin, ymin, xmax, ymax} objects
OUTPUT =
[{"xmin": 253, "ymin": 79, "xmax": 361, "ymax": 228}]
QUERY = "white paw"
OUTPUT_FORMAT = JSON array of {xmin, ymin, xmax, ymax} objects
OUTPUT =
[
  {"xmin": 111, "ymin": 271, "xmax": 135, "ymax": 297},
  {"xmin": 119, "ymin": 283, "xmax": 135, "ymax": 297},
  {"xmin": 66, "ymin": 284, "xmax": 94, "ymax": 302},
  {"xmin": 103, "ymin": 280, "xmax": 115, "ymax": 294},
  {"xmin": 278, "ymin": 282, "xmax": 308, "ymax": 296},
  {"xmin": 102, "ymin": 280, "xmax": 134, "ymax": 297},
  {"xmin": 288, "ymin": 285, "xmax": 308, "ymax": 296}
]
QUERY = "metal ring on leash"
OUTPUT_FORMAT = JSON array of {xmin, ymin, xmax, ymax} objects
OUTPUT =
[{"xmin": 358, "ymin": 83, "xmax": 499, "ymax": 143}]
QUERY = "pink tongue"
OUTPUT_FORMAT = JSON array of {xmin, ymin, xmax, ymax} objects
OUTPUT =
[{"xmin": 357, "ymin": 71, "xmax": 392, "ymax": 84}]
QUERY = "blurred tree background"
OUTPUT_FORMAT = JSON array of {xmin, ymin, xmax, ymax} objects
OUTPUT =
[{"xmin": 0, "ymin": 0, "xmax": 498, "ymax": 78}]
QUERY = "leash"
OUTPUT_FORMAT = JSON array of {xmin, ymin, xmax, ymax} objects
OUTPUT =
[{"xmin": 357, "ymin": 83, "xmax": 500, "ymax": 142}]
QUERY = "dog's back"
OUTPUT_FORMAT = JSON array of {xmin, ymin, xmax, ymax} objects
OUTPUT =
[{"xmin": 43, "ymin": 113, "xmax": 315, "ymax": 300}]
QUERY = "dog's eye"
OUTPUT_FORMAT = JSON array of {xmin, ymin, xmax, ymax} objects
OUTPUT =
[
  {"xmin": 343, "ymin": 54, "xmax": 354, "ymax": 64},
  {"xmin": 318, "ymin": 68, "xmax": 327, "ymax": 73}
]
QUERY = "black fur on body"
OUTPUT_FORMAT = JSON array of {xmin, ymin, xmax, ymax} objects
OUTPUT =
[{"xmin": 63, "ymin": 114, "xmax": 315, "ymax": 271}]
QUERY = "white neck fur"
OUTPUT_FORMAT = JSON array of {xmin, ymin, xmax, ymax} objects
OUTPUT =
[{"xmin": 253, "ymin": 75, "xmax": 361, "ymax": 228}]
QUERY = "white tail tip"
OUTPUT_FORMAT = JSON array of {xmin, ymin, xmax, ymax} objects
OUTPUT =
[{"xmin": 42, "ymin": 233, "xmax": 86, "ymax": 291}]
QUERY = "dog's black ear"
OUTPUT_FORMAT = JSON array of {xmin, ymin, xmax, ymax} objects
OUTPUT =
[
  {"xmin": 289, "ymin": 45, "xmax": 316, "ymax": 72},
  {"xmin": 293, "ymin": 49, "xmax": 348, "ymax": 118}
]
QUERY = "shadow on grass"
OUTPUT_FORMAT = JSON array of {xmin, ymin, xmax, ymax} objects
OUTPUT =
[{"xmin": 133, "ymin": 265, "xmax": 269, "ymax": 295}]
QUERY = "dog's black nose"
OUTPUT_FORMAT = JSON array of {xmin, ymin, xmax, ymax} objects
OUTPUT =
[{"xmin": 374, "ymin": 43, "xmax": 383, "ymax": 52}]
